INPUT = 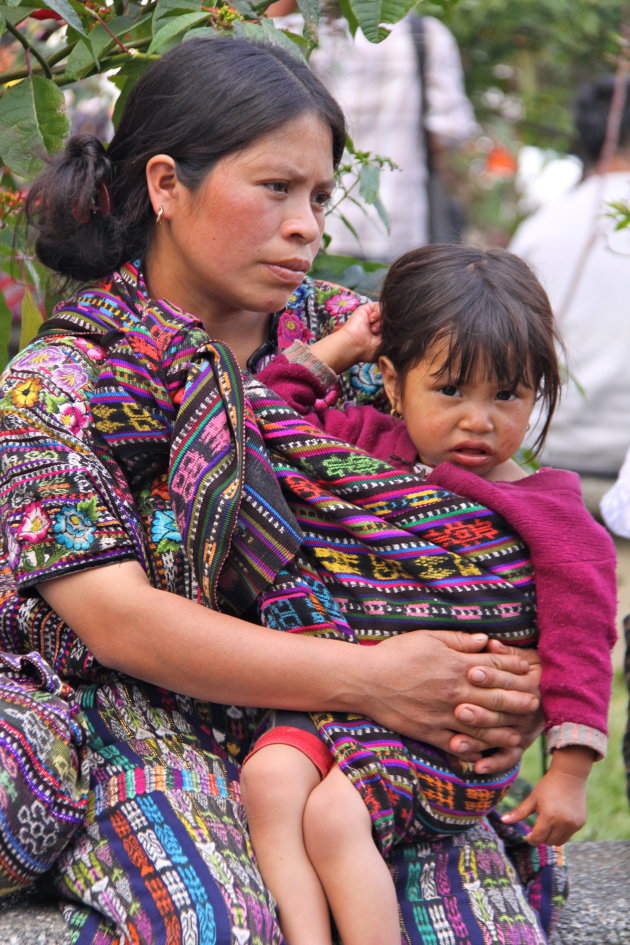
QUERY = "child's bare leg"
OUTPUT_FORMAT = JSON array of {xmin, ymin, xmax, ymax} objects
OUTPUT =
[
  {"xmin": 303, "ymin": 764, "xmax": 400, "ymax": 945},
  {"xmin": 240, "ymin": 744, "xmax": 333, "ymax": 945}
]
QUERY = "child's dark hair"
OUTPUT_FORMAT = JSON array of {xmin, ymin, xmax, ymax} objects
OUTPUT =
[
  {"xmin": 378, "ymin": 244, "xmax": 563, "ymax": 454},
  {"xmin": 25, "ymin": 36, "xmax": 346, "ymax": 283}
]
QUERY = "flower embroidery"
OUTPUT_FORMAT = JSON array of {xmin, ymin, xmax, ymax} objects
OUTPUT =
[
  {"xmin": 53, "ymin": 506, "xmax": 95, "ymax": 550},
  {"xmin": 10, "ymin": 377, "xmax": 42, "ymax": 408},
  {"xmin": 73, "ymin": 337, "xmax": 105, "ymax": 361},
  {"xmin": 151, "ymin": 508, "xmax": 181, "ymax": 545},
  {"xmin": 17, "ymin": 502, "xmax": 51, "ymax": 543},
  {"xmin": 11, "ymin": 347, "xmax": 65, "ymax": 371},
  {"xmin": 277, "ymin": 311, "xmax": 312, "ymax": 348},
  {"xmin": 49, "ymin": 362, "xmax": 88, "ymax": 393},
  {"xmin": 58, "ymin": 401, "xmax": 90, "ymax": 436},
  {"xmin": 324, "ymin": 290, "xmax": 360, "ymax": 321}
]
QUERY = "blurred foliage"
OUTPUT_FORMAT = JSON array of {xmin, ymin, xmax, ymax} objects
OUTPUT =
[
  {"xmin": 416, "ymin": 0, "xmax": 629, "ymax": 249},
  {"xmin": 435, "ymin": 0, "xmax": 627, "ymax": 152},
  {"xmin": 0, "ymin": 0, "xmax": 629, "ymax": 365}
]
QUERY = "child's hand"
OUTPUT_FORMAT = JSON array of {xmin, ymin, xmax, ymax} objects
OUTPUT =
[
  {"xmin": 310, "ymin": 301, "xmax": 382, "ymax": 374},
  {"xmin": 336, "ymin": 301, "xmax": 382, "ymax": 365},
  {"xmin": 500, "ymin": 747, "xmax": 593, "ymax": 845}
]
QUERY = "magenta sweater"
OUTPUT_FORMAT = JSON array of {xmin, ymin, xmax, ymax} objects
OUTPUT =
[{"xmin": 258, "ymin": 352, "xmax": 618, "ymax": 756}]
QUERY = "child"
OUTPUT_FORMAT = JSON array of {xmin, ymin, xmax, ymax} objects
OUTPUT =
[{"xmin": 241, "ymin": 245, "xmax": 617, "ymax": 945}]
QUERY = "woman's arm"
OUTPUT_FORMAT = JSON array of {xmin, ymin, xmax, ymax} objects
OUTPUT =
[{"xmin": 39, "ymin": 559, "xmax": 538, "ymax": 758}]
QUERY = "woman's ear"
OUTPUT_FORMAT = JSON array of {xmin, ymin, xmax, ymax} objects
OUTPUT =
[
  {"xmin": 378, "ymin": 356, "xmax": 401, "ymax": 414},
  {"xmin": 146, "ymin": 154, "xmax": 180, "ymax": 220}
]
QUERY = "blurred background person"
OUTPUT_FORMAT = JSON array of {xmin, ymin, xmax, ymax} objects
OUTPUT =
[
  {"xmin": 510, "ymin": 76, "xmax": 630, "ymax": 481},
  {"xmin": 268, "ymin": 1, "xmax": 477, "ymax": 261}
]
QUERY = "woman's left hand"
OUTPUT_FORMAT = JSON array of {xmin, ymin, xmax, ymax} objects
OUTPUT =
[{"xmin": 450, "ymin": 640, "xmax": 544, "ymax": 773}]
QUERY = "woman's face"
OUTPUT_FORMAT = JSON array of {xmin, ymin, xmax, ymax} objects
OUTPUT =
[{"xmin": 146, "ymin": 112, "xmax": 335, "ymax": 329}]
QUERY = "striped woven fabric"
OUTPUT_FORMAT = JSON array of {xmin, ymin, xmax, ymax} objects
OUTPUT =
[{"xmin": 45, "ymin": 275, "xmax": 538, "ymax": 855}]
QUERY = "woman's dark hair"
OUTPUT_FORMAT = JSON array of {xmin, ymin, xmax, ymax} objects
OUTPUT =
[
  {"xmin": 25, "ymin": 36, "xmax": 346, "ymax": 282},
  {"xmin": 378, "ymin": 244, "xmax": 563, "ymax": 454}
]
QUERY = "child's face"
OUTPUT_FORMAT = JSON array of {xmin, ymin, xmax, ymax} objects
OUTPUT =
[{"xmin": 381, "ymin": 340, "xmax": 536, "ymax": 478}]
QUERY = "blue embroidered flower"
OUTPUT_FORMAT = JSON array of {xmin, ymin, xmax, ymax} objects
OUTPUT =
[
  {"xmin": 53, "ymin": 507, "xmax": 95, "ymax": 550},
  {"xmin": 151, "ymin": 508, "xmax": 181, "ymax": 545}
]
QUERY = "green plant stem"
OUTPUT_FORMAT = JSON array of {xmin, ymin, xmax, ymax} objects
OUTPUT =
[
  {"xmin": 81, "ymin": 5, "xmax": 131, "ymax": 54},
  {"xmin": 4, "ymin": 20, "xmax": 53, "ymax": 79},
  {"xmin": 0, "ymin": 36, "xmax": 155, "ymax": 88}
]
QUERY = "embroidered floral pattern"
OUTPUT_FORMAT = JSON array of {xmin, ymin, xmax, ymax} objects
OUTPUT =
[
  {"xmin": 276, "ymin": 310, "xmax": 313, "ymax": 348},
  {"xmin": 150, "ymin": 508, "xmax": 182, "ymax": 551},
  {"xmin": 17, "ymin": 502, "xmax": 51, "ymax": 543},
  {"xmin": 10, "ymin": 378, "xmax": 42, "ymax": 408},
  {"xmin": 53, "ymin": 505, "xmax": 97, "ymax": 551},
  {"xmin": 57, "ymin": 402, "xmax": 90, "ymax": 437}
]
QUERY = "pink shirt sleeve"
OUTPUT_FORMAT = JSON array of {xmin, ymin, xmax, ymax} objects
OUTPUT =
[{"xmin": 427, "ymin": 463, "xmax": 617, "ymax": 758}]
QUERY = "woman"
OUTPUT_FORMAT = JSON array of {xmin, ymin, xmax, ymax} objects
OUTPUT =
[{"xmin": 0, "ymin": 37, "xmax": 565, "ymax": 944}]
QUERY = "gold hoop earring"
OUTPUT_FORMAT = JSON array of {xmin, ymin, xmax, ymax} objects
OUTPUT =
[
  {"xmin": 390, "ymin": 404, "xmax": 401, "ymax": 419},
  {"xmin": 156, "ymin": 206, "xmax": 164, "ymax": 225}
]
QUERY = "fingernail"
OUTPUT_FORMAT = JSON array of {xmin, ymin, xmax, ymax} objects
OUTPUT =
[
  {"xmin": 458, "ymin": 741, "xmax": 471, "ymax": 752},
  {"xmin": 458, "ymin": 708, "xmax": 474, "ymax": 723},
  {"xmin": 469, "ymin": 668, "xmax": 487, "ymax": 684}
]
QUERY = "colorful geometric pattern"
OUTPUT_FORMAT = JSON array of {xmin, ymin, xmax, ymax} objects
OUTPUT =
[
  {"xmin": 48, "ymin": 273, "xmax": 539, "ymax": 853},
  {"xmin": 0, "ymin": 264, "xmax": 567, "ymax": 942}
]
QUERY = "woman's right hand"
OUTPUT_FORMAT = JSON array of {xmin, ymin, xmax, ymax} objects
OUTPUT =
[{"xmin": 355, "ymin": 629, "xmax": 539, "ymax": 759}]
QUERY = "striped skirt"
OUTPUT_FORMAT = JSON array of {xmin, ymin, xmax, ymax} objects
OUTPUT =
[{"xmin": 43, "ymin": 677, "xmax": 566, "ymax": 945}]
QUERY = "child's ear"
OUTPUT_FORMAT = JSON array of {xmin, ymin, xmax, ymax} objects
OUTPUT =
[{"xmin": 378, "ymin": 356, "xmax": 401, "ymax": 414}]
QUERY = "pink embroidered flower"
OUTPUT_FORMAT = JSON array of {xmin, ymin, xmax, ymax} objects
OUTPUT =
[
  {"xmin": 74, "ymin": 337, "xmax": 105, "ymax": 361},
  {"xmin": 324, "ymin": 291, "xmax": 360, "ymax": 321},
  {"xmin": 17, "ymin": 502, "xmax": 51, "ymax": 544},
  {"xmin": 58, "ymin": 401, "xmax": 90, "ymax": 436},
  {"xmin": 277, "ymin": 312, "xmax": 312, "ymax": 348}
]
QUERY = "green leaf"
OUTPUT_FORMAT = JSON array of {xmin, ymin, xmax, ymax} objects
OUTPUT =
[
  {"xmin": 153, "ymin": 0, "xmax": 202, "ymax": 31},
  {"xmin": 358, "ymin": 163, "xmax": 380, "ymax": 204},
  {"xmin": 295, "ymin": 0, "xmax": 319, "ymax": 44},
  {"xmin": 147, "ymin": 11, "xmax": 211, "ymax": 53},
  {"xmin": 338, "ymin": 0, "xmax": 359, "ymax": 36},
  {"xmin": 231, "ymin": 0, "xmax": 258, "ymax": 13},
  {"xmin": 233, "ymin": 18, "xmax": 306, "ymax": 56},
  {"xmin": 18, "ymin": 289, "xmax": 42, "ymax": 353},
  {"xmin": 39, "ymin": 0, "xmax": 88, "ymax": 36},
  {"xmin": 64, "ymin": 15, "xmax": 137, "ymax": 80},
  {"xmin": 0, "ymin": 77, "xmax": 69, "ymax": 179},
  {"xmin": 372, "ymin": 193, "xmax": 390, "ymax": 231},
  {"xmin": 64, "ymin": 24, "xmax": 101, "ymax": 74},
  {"xmin": 349, "ymin": 0, "xmax": 416, "ymax": 42}
]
